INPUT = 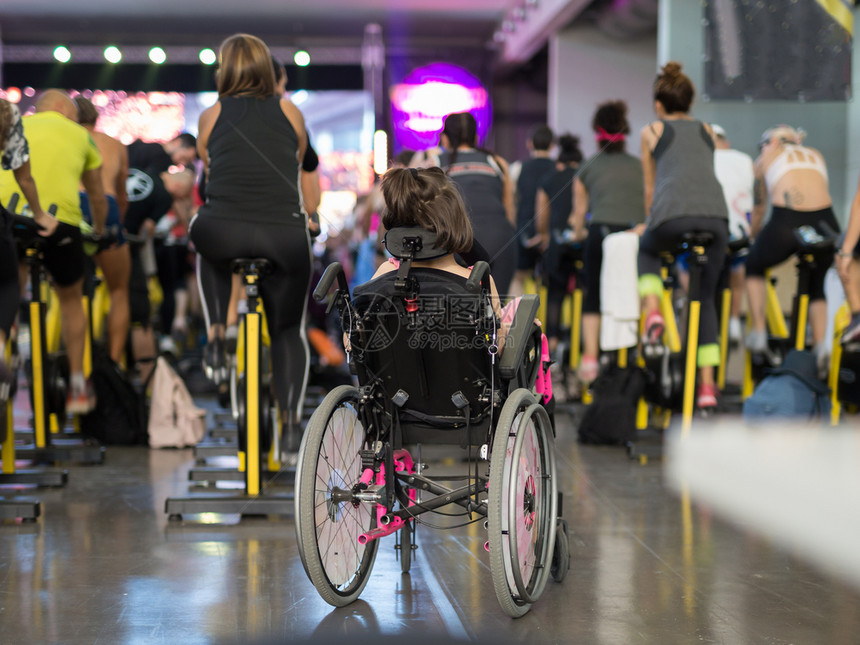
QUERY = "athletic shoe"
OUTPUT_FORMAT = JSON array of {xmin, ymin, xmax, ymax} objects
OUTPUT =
[
  {"xmin": 744, "ymin": 329, "xmax": 768, "ymax": 353},
  {"xmin": 841, "ymin": 315, "xmax": 860, "ymax": 345},
  {"xmin": 696, "ymin": 383, "xmax": 718, "ymax": 410},
  {"xmin": 642, "ymin": 311, "xmax": 665, "ymax": 345},
  {"xmin": 0, "ymin": 358, "xmax": 14, "ymax": 402},
  {"xmin": 729, "ymin": 317, "xmax": 743, "ymax": 346},
  {"xmin": 203, "ymin": 338, "xmax": 228, "ymax": 384},
  {"xmin": 577, "ymin": 355, "xmax": 599, "ymax": 383},
  {"xmin": 66, "ymin": 379, "xmax": 96, "ymax": 415}
]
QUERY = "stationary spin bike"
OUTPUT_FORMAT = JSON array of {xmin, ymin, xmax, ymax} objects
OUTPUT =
[
  {"xmin": 166, "ymin": 258, "xmax": 292, "ymax": 520},
  {"xmin": 741, "ymin": 224, "xmax": 836, "ymax": 399},
  {"xmin": 637, "ymin": 232, "xmax": 716, "ymax": 439}
]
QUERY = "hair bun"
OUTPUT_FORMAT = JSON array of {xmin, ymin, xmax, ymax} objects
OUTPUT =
[{"xmin": 661, "ymin": 61, "xmax": 683, "ymax": 79}]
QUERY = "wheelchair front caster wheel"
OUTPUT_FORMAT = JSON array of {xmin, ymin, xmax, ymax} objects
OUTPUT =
[{"xmin": 550, "ymin": 519, "xmax": 570, "ymax": 583}]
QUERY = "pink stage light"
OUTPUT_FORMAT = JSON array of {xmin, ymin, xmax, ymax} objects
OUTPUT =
[{"xmin": 390, "ymin": 62, "xmax": 490, "ymax": 152}]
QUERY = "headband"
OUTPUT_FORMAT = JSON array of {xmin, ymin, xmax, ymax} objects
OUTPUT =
[{"xmin": 596, "ymin": 127, "xmax": 626, "ymax": 143}]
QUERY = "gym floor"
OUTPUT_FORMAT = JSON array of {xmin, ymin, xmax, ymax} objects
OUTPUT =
[{"xmin": 2, "ymin": 397, "xmax": 858, "ymax": 645}]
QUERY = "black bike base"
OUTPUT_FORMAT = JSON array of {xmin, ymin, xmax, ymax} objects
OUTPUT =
[
  {"xmin": 0, "ymin": 498, "xmax": 40, "ymax": 521},
  {"xmin": 16, "ymin": 439, "xmax": 105, "ymax": 465},
  {"xmin": 194, "ymin": 442, "xmax": 238, "ymax": 460},
  {"xmin": 188, "ymin": 466, "xmax": 295, "ymax": 486},
  {"xmin": 0, "ymin": 469, "xmax": 68, "ymax": 487},
  {"xmin": 165, "ymin": 492, "xmax": 294, "ymax": 521},
  {"xmin": 628, "ymin": 428, "xmax": 664, "ymax": 462}
]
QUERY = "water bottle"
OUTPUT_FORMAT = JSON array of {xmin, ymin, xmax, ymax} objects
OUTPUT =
[{"xmin": 796, "ymin": 225, "xmax": 823, "ymax": 245}]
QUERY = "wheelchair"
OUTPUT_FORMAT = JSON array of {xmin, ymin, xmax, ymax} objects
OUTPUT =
[{"xmin": 296, "ymin": 227, "xmax": 569, "ymax": 618}]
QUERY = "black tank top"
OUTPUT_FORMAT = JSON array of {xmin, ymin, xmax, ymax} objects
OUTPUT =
[{"xmin": 202, "ymin": 96, "xmax": 303, "ymax": 225}]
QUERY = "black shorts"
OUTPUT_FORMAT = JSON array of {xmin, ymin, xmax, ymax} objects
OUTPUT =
[{"xmin": 42, "ymin": 222, "xmax": 86, "ymax": 287}]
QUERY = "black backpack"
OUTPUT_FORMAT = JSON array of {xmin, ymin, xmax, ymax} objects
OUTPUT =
[
  {"xmin": 80, "ymin": 347, "xmax": 148, "ymax": 445},
  {"xmin": 577, "ymin": 365, "xmax": 647, "ymax": 445}
]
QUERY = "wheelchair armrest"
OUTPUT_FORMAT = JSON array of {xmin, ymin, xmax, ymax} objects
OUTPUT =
[
  {"xmin": 465, "ymin": 261, "xmax": 491, "ymax": 294},
  {"xmin": 499, "ymin": 294, "xmax": 540, "ymax": 381},
  {"xmin": 313, "ymin": 262, "xmax": 348, "ymax": 302}
]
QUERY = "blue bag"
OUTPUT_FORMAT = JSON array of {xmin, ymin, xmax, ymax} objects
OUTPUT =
[{"xmin": 743, "ymin": 350, "xmax": 831, "ymax": 421}]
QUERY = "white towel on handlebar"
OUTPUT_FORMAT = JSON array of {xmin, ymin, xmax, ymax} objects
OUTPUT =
[{"xmin": 600, "ymin": 231, "xmax": 640, "ymax": 351}]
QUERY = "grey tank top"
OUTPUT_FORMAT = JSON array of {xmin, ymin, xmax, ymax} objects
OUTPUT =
[
  {"xmin": 577, "ymin": 152, "xmax": 645, "ymax": 226},
  {"xmin": 648, "ymin": 120, "xmax": 727, "ymax": 228}
]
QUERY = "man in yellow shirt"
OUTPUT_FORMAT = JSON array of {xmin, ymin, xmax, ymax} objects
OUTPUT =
[{"xmin": 0, "ymin": 89, "xmax": 107, "ymax": 413}]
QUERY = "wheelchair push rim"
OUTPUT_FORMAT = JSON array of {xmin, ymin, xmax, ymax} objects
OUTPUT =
[
  {"xmin": 295, "ymin": 385, "xmax": 379, "ymax": 606},
  {"xmin": 488, "ymin": 388, "xmax": 557, "ymax": 617}
]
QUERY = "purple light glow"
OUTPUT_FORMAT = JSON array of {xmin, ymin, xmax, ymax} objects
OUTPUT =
[{"xmin": 390, "ymin": 62, "xmax": 490, "ymax": 152}]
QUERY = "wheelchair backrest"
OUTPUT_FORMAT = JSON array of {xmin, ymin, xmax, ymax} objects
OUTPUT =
[{"xmin": 351, "ymin": 268, "xmax": 497, "ymax": 427}]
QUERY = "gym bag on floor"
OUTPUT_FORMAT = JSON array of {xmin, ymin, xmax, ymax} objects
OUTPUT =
[
  {"xmin": 81, "ymin": 347, "xmax": 147, "ymax": 445},
  {"xmin": 148, "ymin": 356, "xmax": 206, "ymax": 448},
  {"xmin": 743, "ymin": 349, "xmax": 831, "ymax": 421},
  {"xmin": 577, "ymin": 365, "xmax": 647, "ymax": 445}
]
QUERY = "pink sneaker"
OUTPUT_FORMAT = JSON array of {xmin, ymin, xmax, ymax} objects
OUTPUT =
[
  {"xmin": 66, "ymin": 379, "xmax": 97, "ymax": 415},
  {"xmin": 696, "ymin": 384, "xmax": 718, "ymax": 410},
  {"xmin": 643, "ymin": 311, "xmax": 665, "ymax": 345}
]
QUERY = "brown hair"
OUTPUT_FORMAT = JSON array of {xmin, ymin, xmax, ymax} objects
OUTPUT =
[
  {"xmin": 216, "ymin": 33, "xmax": 276, "ymax": 99},
  {"xmin": 381, "ymin": 167, "xmax": 473, "ymax": 255},
  {"xmin": 0, "ymin": 100, "xmax": 13, "ymax": 153},
  {"xmin": 74, "ymin": 96, "xmax": 99, "ymax": 127},
  {"xmin": 592, "ymin": 100, "xmax": 629, "ymax": 153},
  {"xmin": 653, "ymin": 61, "xmax": 694, "ymax": 114}
]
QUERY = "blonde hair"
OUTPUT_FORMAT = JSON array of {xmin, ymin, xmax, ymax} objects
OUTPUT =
[{"xmin": 216, "ymin": 33, "xmax": 276, "ymax": 99}]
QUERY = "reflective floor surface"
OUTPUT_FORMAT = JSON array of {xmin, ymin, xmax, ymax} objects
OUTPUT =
[{"xmin": 1, "ymin": 404, "xmax": 859, "ymax": 645}]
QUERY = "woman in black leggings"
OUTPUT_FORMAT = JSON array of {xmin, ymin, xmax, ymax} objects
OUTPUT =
[
  {"xmin": 190, "ymin": 33, "xmax": 312, "ymax": 451},
  {"xmin": 638, "ymin": 62, "xmax": 728, "ymax": 411}
]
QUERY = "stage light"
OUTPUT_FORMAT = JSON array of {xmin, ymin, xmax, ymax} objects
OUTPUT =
[
  {"xmin": 6, "ymin": 88, "xmax": 21, "ymax": 104},
  {"xmin": 53, "ymin": 46, "xmax": 71, "ymax": 63},
  {"xmin": 199, "ymin": 48, "xmax": 217, "ymax": 65},
  {"xmin": 373, "ymin": 130, "xmax": 388, "ymax": 175},
  {"xmin": 104, "ymin": 46, "xmax": 122, "ymax": 64},
  {"xmin": 149, "ymin": 47, "xmax": 166, "ymax": 64},
  {"xmin": 294, "ymin": 50, "xmax": 311, "ymax": 67}
]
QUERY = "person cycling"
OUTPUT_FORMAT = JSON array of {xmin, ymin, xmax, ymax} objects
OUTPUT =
[
  {"xmin": 190, "ymin": 33, "xmax": 312, "ymax": 454},
  {"xmin": 745, "ymin": 125, "xmax": 839, "ymax": 366},
  {"xmin": 637, "ymin": 62, "xmax": 728, "ymax": 411}
]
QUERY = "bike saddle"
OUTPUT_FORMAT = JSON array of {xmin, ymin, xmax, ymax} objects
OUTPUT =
[
  {"xmin": 793, "ymin": 225, "xmax": 835, "ymax": 255},
  {"xmin": 681, "ymin": 231, "xmax": 716, "ymax": 248},
  {"xmin": 231, "ymin": 258, "xmax": 273, "ymax": 278}
]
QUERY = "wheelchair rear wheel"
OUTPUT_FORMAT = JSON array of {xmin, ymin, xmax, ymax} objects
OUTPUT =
[
  {"xmin": 295, "ymin": 385, "xmax": 379, "ymax": 606},
  {"xmin": 488, "ymin": 388, "xmax": 557, "ymax": 618}
]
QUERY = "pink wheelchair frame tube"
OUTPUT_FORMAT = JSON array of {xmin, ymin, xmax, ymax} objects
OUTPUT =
[{"xmin": 357, "ymin": 449, "xmax": 415, "ymax": 545}]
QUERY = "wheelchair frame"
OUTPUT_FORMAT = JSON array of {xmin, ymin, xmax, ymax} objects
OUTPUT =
[{"xmin": 296, "ymin": 232, "xmax": 568, "ymax": 618}]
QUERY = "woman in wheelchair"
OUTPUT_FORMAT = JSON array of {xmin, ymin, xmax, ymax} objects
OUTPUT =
[
  {"xmin": 367, "ymin": 167, "xmax": 505, "ymax": 331},
  {"xmin": 299, "ymin": 166, "xmax": 565, "ymax": 617}
]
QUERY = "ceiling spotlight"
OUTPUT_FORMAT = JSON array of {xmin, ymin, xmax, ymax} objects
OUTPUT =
[
  {"xmin": 104, "ymin": 46, "xmax": 122, "ymax": 64},
  {"xmin": 53, "ymin": 46, "xmax": 71, "ymax": 63},
  {"xmin": 199, "ymin": 48, "xmax": 217, "ymax": 65},
  {"xmin": 6, "ymin": 88, "xmax": 22, "ymax": 104},
  {"xmin": 149, "ymin": 47, "xmax": 166, "ymax": 64},
  {"xmin": 294, "ymin": 50, "xmax": 311, "ymax": 67}
]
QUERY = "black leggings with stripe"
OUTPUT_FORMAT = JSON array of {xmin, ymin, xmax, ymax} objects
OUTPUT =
[{"xmin": 191, "ymin": 215, "xmax": 312, "ymax": 421}]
